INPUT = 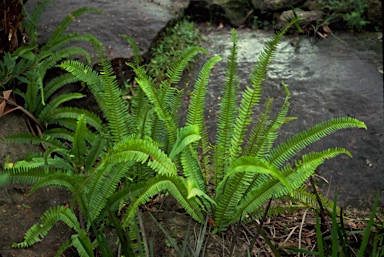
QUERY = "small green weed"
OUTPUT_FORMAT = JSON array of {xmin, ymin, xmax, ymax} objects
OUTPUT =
[
  {"xmin": 318, "ymin": 0, "xmax": 371, "ymax": 30},
  {"xmin": 146, "ymin": 19, "xmax": 201, "ymax": 82}
]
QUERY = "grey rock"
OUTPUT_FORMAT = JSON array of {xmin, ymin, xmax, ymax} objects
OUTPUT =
[
  {"xmin": 301, "ymin": 0, "xmax": 323, "ymax": 11},
  {"xmin": 274, "ymin": 9, "xmax": 323, "ymax": 29},
  {"xmin": 252, "ymin": 0, "xmax": 303, "ymax": 11},
  {"xmin": 25, "ymin": 0, "xmax": 190, "ymax": 63}
]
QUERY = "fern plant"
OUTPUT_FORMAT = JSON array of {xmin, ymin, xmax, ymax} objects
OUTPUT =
[
  {"xmin": 0, "ymin": 0, "xmax": 102, "ymax": 134},
  {"xmin": 3, "ymin": 46, "xmax": 141, "ymax": 256},
  {"xmin": 107, "ymin": 18, "xmax": 367, "ymax": 234},
  {"xmin": 2, "ymin": 18, "xmax": 367, "ymax": 255}
]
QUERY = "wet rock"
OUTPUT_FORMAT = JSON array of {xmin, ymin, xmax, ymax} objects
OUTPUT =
[
  {"xmin": 301, "ymin": 0, "xmax": 323, "ymax": 11},
  {"xmin": 24, "ymin": 0, "xmax": 190, "ymax": 62},
  {"xmin": 252, "ymin": 0, "xmax": 303, "ymax": 11},
  {"xmin": 274, "ymin": 9, "xmax": 323, "ymax": 29}
]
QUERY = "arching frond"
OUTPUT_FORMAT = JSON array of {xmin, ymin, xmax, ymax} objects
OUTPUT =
[
  {"xmin": 5, "ymin": 166, "xmax": 46, "ymax": 185},
  {"xmin": 7, "ymin": 132, "xmax": 69, "ymax": 150},
  {"xmin": 85, "ymin": 136, "xmax": 107, "ymax": 171},
  {"xmin": 166, "ymin": 46, "xmax": 208, "ymax": 84},
  {"xmin": 70, "ymin": 115, "xmax": 88, "ymax": 167},
  {"xmin": 12, "ymin": 205, "xmax": 81, "ymax": 248},
  {"xmin": 130, "ymin": 65, "xmax": 178, "ymax": 143},
  {"xmin": 106, "ymin": 138, "xmax": 177, "ymax": 176},
  {"xmin": 87, "ymin": 162, "xmax": 132, "ymax": 222},
  {"xmin": 215, "ymin": 29, "xmax": 240, "ymax": 184},
  {"xmin": 186, "ymin": 55, "xmax": 222, "ymax": 129},
  {"xmin": 230, "ymin": 19, "xmax": 300, "ymax": 164},
  {"xmin": 44, "ymin": 7, "xmax": 101, "ymax": 48},
  {"xmin": 71, "ymin": 230, "xmax": 95, "ymax": 257},
  {"xmin": 43, "ymin": 128, "xmax": 74, "ymax": 142},
  {"xmin": 22, "ymin": 0, "xmax": 53, "ymax": 44},
  {"xmin": 120, "ymin": 34, "xmax": 142, "ymax": 66},
  {"xmin": 232, "ymin": 148, "xmax": 351, "ymax": 225},
  {"xmin": 41, "ymin": 73, "xmax": 81, "ymax": 105},
  {"xmin": 169, "ymin": 125, "xmax": 201, "ymax": 160},
  {"xmin": 37, "ymin": 92, "xmax": 85, "ymax": 122},
  {"xmin": 58, "ymin": 60, "xmax": 103, "ymax": 100},
  {"xmin": 267, "ymin": 117, "xmax": 366, "ymax": 168},
  {"xmin": 98, "ymin": 55, "xmax": 131, "ymax": 142},
  {"xmin": 122, "ymin": 175, "xmax": 205, "ymax": 227},
  {"xmin": 29, "ymin": 172, "xmax": 81, "ymax": 194},
  {"xmin": 44, "ymin": 107, "xmax": 103, "ymax": 132}
]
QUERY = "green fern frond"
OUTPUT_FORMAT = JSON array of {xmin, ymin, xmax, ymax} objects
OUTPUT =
[
  {"xmin": 58, "ymin": 60, "xmax": 103, "ymax": 99},
  {"xmin": 24, "ymin": 77, "xmax": 41, "ymax": 113},
  {"xmin": 131, "ymin": 65, "xmax": 178, "ymax": 144},
  {"xmin": 123, "ymin": 175, "xmax": 205, "ymax": 227},
  {"xmin": 45, "ymin": 7, "xmax": 101, "ymax": 47},
  {"xmin": 180, "ymin": 147, "xmax": 206, "ymax": 192},
  {"xmin": 166, "ymin": 46, "xmax": 208, "ymax": 84},
  {"xmin": 169, "ymin": 125, "xmax": 201, "ymax": 160},
  {"xmin": 37, "ymin": 92, "xmax": 85, "ymax": 122},
  {"xmin": 224, "ymin": 157, "xmax": 291, "ymax": 192},
  {"xmin": 43, "ymin": 128, "xmax": 74, "ymax": 142},
  {"xmin": 42, "ymin": 73, "xmax": 81, "ymax": 104},
  {"xmin": 120, "ymin": 34, "xmax": 142, "ymax": 66},
  {"xmin": 7, "ymin": 132, "xmax": 69, "ymax": 150},
  {"xmin": 44, "ymin": 106, "xmax": 104, "ymax": 132},
  {"xmin": 29, "ymin": 172, "xmax": 81, "ymax": 194},
  {"xmin": 243, "ymin": 97, "xmax": 274, "ymax": 156},
  {"xmin": 230, "ymin": 19, "xmax": 300, "ymax": 164},
  {"xmin": 133, "ymin": 104, "xmax": 154, "ymax": 140},
  {"xmin": 5, "ymin": 166, "xmax": 46, "ymax": 184},
  {"xmin": 267, "ymin": 117, "xmax": 366, "ymax": 168},
  {"xmin": 232, "ymin": 148, "xmax": 351, "ymax": 225},
  {"xmin": 46, "ymin": 119, "xmax": 98, "ymax": 144},
  {"xmin": 85, "ymin": 136, "xmax": 107, "ymax": 171},
  {"xmin": 284, "ymin": 186, "xmax": 338, "ymax": 213},
  {"xmin": 213, "ymin": 169, "xmax": 260, "ymax": 232},
  {"xmin": 98, "ymin": 55, "xmax": 131, "ymax": 142},
  {"xmin": 186, "ymin": 55, "xmax": 221, "ymax": 130},
  {"xmin": 215, "ymin": 29, "xmax": 240, "ymax": 184},
  {"xmin": 13, "ymin": 156, "xmax": 74, "ymax": 172},
  {"xmin": 12, "ymin": 205, "xmax": 81, "ymax": 248},
  {"xmin": 22, "ymin": 0, "xmax": 53, "ymax": 44},
  {"xmin": 42, "ymin": 33, "xmax": 100, "ymax": 58},
  {"xmin": 200, "ymin": 122, "xmax": 212, "ymax": 186},
  {"xmin": 71, "ymin": 229, "xmax": 95, "ymax": 257},
  {"xmin": 86, "ymin": 162, "xmax": 132, "ymax": 222},
  {"xmin": 38, "ymin": 43, "xmax": 91, "ymax": 70},
  {"xmin": 246, "ymin": 82, "xmax": 291, "ymax": 159},
  {"xmin": 70, "ymin": 115, "xmax": 88, "ymax": 167},
  {"xmin": 274, "ymin": 148, "xmax": 352, "ymax": 198},
  {"xmin": 106, "ymin": 138, "xmax": 177, "ymax": 176}
]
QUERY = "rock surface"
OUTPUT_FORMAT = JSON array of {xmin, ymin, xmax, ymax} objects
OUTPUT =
[{"xmin": 24, "ymin": 0, "xmax": 190, "ymax": 62}]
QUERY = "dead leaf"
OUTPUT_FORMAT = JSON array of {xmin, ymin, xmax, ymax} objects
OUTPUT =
[
  {"xmin": 348, "ymin": 221, "xmax": 357, "ymax": 229},
  {"xmin": 322, "ymin": 24, "xmax": 332, "ymax": 34}
]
